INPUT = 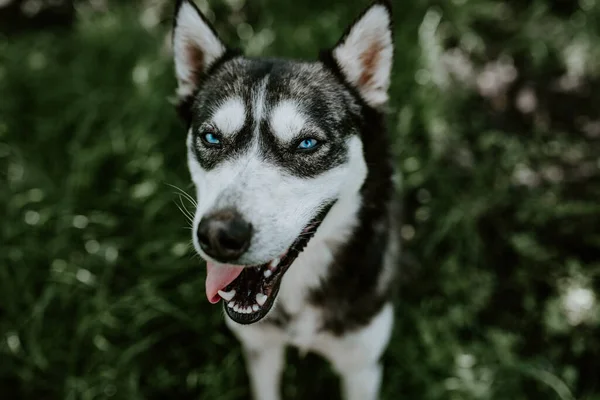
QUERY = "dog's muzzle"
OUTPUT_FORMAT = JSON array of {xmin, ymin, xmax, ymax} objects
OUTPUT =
[{"xmin": 201, "ymin": 201, "xmax": 337, "ymax": 325}]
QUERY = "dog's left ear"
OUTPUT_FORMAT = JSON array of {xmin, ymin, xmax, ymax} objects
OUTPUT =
[
  {"xmin": 172, "ymin": 0, "xmax": 227, "ymax": 100},
  {"xmin": 327, "ymin": 1, "xmax": 393, "ymax": 109}
]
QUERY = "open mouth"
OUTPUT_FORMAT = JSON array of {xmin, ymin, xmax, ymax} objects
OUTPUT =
[{"xmin": 204, "ymin": 203, "xmax": 335, "ymax": 325}]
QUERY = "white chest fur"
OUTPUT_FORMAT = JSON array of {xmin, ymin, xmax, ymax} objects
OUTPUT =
[{"xmin": 276, "ymin": 251, "xmax": 329, "ymax": 351}]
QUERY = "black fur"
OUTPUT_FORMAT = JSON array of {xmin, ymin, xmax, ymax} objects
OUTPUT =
[
  {"xmin": 309, "ymin": 104, "xmax": 395, "ymax": 335},
  {"xmin": 304, "ymin": 0, "xmax": 397, "ymax": 335}
]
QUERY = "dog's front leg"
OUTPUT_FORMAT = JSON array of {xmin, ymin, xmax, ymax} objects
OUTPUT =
[
  {"xmin": 337, "ymin": 362, "xmax": 383, "ymax": 400},
  {"xmin": 315, "ymin": 303, "xmax": 394, "ymax": 400},
  {"xmin": 227, "ymin": 320, "xmax": 286, "ymax": 400},
  {"xmin": 242, "ymin": 343, "xmax": 285, "ymax": 400}
]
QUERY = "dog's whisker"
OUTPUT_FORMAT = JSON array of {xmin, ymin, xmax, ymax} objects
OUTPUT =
[
  {"xmin": 174, "ymin": 200, "xmax": 194, "ymax": 225},
  {"xmin": 175, "ymin": 192, "xmax": 195, "ymax": 212},
  {"xmin": 179, "ymin": 191, "xmax": 198, "ymax": 208},
  {"xmin": 187, "ymin": 252, "xmax": 199, "ymax": 261},
  {"xmin": 177, "ymin": 195, "xmax": 196, "ymax": 221},
  {"xmin": 176, "ymin": 207, "xmax": 193, "ymax": 225},
  {"xmin": 165, "ymin": 181, "xmax": 195, "ymax": 199},
  {"xmin": 177, "ymin": 192, "xmax": 195, "ymax": 211},
  {"xmin": 165, "ymin": 182, "xmax": 198, "ymax": 207}
]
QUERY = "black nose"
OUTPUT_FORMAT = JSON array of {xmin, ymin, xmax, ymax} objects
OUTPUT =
[{"xmin": 197, "ymin": 209, "xmax": 252, "ymax": 262}]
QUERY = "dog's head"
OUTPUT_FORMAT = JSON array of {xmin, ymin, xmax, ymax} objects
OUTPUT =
[{"xmin": 172, "ymin": 0, "xmax": 393, "ymax": 324}]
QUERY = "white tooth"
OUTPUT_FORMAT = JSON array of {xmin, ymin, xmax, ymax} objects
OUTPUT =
[
  {"xmin": 256, "ymin": 293, "xmax": 267, "ymax": 306},
  {"xmin": 245, "ymin": 306, "xmax": 252, "ymax": 314},
  {"xmin": 218, "ymin": 289, "xmax": 236, "ymax": 301},
  {"xmin": 252, "ymin": 304, "xmax": 259, "ymax": 312},
  {"xmin": 270, "ymin": 258, "xmax": 280, "ymax": 269},
  {"xmin": 233, "ymin": 304, "xmax": 240, "ymax": 313},
  {"xmin": 264, "ymin": 269, "xmax": 272, "ymax": 278},
  {"xmin": 228, "ymin": 301, "xmax": 234, "ymax": 308}
]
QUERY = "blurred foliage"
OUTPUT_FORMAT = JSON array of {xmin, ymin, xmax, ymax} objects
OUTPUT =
[{"xmin": 1, "ymin": 0, "xmax": 600, "ymax": 399}]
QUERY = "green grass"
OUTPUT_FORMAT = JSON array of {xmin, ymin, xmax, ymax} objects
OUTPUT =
[{"xmin": 1, "ymin": 0, "xmax": 600, "ymax": 399}]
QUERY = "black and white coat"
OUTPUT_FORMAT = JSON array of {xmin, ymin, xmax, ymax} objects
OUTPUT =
[{"xmin": 172, "ymin": 1, "xmax": 399, "ymax": 399}]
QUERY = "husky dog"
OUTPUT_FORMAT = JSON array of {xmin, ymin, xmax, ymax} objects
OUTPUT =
[{"xmin": 171, "ymin": 0, "xmax": 398, "ymax": 399}]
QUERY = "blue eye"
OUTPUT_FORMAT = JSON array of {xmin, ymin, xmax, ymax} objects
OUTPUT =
[
  {"xmin": 297, "ymin": 138, "xmax": 319, "ymax": 150},
  {"xmin": 202, "ymin": 131, "xmax": 221, "ymax": 146}
]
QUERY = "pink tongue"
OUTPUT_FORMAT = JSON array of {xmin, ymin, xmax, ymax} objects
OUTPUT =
[{"xmin": 205, "ymin": 262, "xmax": 244, "ymax": 304}]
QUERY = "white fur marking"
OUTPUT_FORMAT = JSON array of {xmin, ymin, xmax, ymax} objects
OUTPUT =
[
  {"xmin": 252, "ymin": 77, "xmax": 269, "ymax": 131},
  {"xmin": 211, "ymin": 97, "xmax": 246, "ymax": 136},
  {"xmin": 270, "ymin": 100, "xmax": 307, "ymax": 141},
  {"xmin": 333, "ymin": 5, "xmax": 393, "ymax": 107}
]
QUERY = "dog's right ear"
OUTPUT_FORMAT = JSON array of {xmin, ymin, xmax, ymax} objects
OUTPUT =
[{"xmin": 172, "ymin": 0, "xmax": 226, "ymax": 101}]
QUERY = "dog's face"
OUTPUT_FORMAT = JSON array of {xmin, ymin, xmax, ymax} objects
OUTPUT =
[
  {"xmin": 187, "ymin": 59, "xmax": 365, "ymax": 265},
  {"xmin": 173, "ymin": 0, "xmax": 393, "ymax": 324}
]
